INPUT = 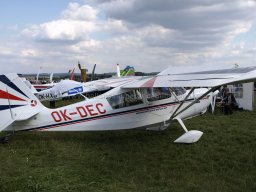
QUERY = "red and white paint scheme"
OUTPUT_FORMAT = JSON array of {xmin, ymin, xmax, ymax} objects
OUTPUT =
[
  {"xmin": 1, "ymin": 64, "xmax": 256, "ymax": 143},
  {"xmin": 33, "ymin": 83, "xmax": 54, "ymax": 92}
]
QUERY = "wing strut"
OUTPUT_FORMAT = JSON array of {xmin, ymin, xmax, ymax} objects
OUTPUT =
[
  {"xmin": 176, "ymin": 117, "xmax": 188, "ymax": 132},
  {"xmin": 170, "ymin": 86, "xmax": 219, "ymax": 144},
  {"xmin": 171, "ymin": 86, "xmax": 219, "ymax": 120},
  {"xmin": 169, "ymin": 88, "xmax": 195, "ymax": 120}
]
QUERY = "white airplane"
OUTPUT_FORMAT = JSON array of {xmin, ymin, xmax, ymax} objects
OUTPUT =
[
  {"xmin": 33, "ymin": 76, "xmax": 138, "ymax": 101},
  {"xmin": 33, "ymin": 64, "xmax": 137, "ymax": 101},
  {"xmin": 1, "ymin": 64, "xmax": 256, "ymax": 144},
  {"xmin": 35, "ymin": 79, "xmax": 87, "ymax": 101}
]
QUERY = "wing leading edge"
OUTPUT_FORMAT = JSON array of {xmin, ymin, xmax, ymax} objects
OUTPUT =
[{"xmin": 122, "ymin": 65, "xmax": 256, "ymax": 88}]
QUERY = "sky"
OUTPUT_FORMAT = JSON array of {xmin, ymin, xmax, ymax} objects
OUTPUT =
[{"xmin": 0, "ymin": 0, "xmax": 256, "ymax": 74}]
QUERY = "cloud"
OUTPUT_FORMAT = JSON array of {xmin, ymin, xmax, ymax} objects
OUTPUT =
[
  {"xmin": 1, "ymin": 0, "xmax": 256, "ymax": 74},
  {"xmin": 0, "ymin": 44, "xmax": 13, "ymax": 56},
  {"xmin": 61, "ymin": 3, "xmax": 98, "ymax": 21},
  {"xmin": 103, "ymin": 19, "xmax": 128, "ymax": 34},
  {"xmin": 23, "ymin": 19, "xmax": 97, "ymax": 41},
  {"xmin": 99, "ymin": 0, "xmax": 256, "ymax": 51},
  {"xmin": 71, "ymin": 39, "xmax": 101, "ymax": 52},
  {"xmin": 20, "ymin": 49, "xmax": 41, "ymax": 58},
  {"xmin": 22, "ymin": 3, "xmax": 98, "ymax": 41}
]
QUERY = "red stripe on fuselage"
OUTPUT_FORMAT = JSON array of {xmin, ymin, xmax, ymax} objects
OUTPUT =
[
  {"xmin": 30, "ymin": 97, "xmax": 210, "ymax": 132},
  {"xmin": 0, "ymin": 90, "xmax": 26, "ymax": 101},
  {"xmin": 33, "ymin": 102, "xmax": 177, "ymax": 131}
]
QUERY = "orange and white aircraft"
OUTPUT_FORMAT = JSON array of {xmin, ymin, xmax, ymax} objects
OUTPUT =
[{"xmin": 1, "ymin": 64, "xmax": 256, "ymax": 143}]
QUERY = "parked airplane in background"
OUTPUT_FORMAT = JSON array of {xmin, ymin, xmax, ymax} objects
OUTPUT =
[
  {"xmin": 33, "ymin": 73, "xmax": 54, "ymax": 92},
  {"xmin": 32, "ymin": 76, "xmax": 142, "ymax": 101},
  {"xmin": 34, "ymin": 79, "xmax": 86, "ymax": 101},
  {"xmin": 1, "ymin": 64, "xmax": 256, "ymax": 144},
  {"xmin": 34, "ymin": 64, "xmax": 136, "ymax": 101}
]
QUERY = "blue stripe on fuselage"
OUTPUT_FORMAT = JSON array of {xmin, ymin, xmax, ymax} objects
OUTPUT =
[{"xmin": 0, "ymin": 105, "xmax": 25, "ymax": 111}]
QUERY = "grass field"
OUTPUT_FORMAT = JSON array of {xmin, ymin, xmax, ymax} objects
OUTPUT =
[{"xmin": 0, "ymin": 106, "xmax": 256, "ymax": 191}]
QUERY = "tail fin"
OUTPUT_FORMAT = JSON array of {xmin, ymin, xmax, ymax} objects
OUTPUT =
[{"xmin": 0, "ymin": 73, "xmax": 43, "ymax": 131}]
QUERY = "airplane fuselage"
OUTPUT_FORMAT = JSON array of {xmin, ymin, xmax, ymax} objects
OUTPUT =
[{"xmin": 6, "ymin": 88, "xmax": 212, "ymax": 132}]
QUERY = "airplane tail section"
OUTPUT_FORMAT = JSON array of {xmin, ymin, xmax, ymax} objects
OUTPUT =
[{"xmin": 0, "ymin": 73, "xmax": 43, "ymax": 131}]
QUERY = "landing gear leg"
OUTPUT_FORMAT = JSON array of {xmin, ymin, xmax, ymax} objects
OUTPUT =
[{"xmin": 174, "ymin": 117, "xmax": 203, "ymax": 144}]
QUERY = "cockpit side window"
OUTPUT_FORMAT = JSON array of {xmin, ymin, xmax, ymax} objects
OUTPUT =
[
  {"xmin": 107, "ymin": 89, "xmax": 143, "ymax": 109},
  {"xmin": 146, "ymin": 87, "xmax": 172, "ymax": 102}
]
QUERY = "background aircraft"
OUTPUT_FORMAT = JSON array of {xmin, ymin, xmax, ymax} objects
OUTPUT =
[{"xmin": 33, "ymin": 64, "xmax": 137, "ymax": 101}]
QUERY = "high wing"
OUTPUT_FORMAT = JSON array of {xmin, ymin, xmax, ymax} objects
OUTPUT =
[
  {"xmin": 122, "ymin": 64, "xmax": 256, "ymax": 88},
  {"xmin": 120, "ymin": 64, "xmax": 256, "ymax": 144}
]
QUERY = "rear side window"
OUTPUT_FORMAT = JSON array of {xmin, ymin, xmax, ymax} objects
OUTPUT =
[{"xmin": 171, "ymin": 87, "xmax": 186, "ymax": 96}]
